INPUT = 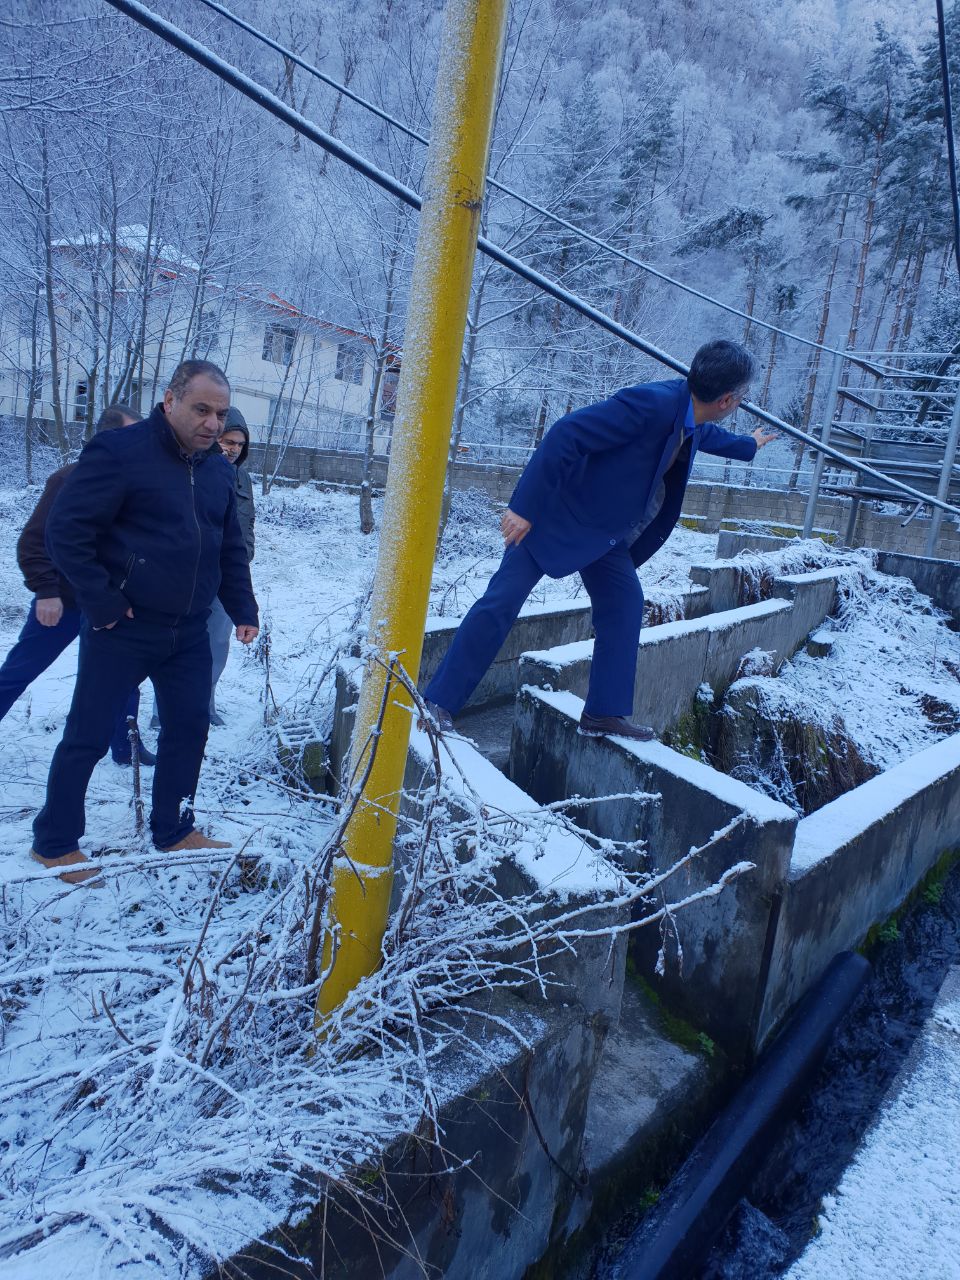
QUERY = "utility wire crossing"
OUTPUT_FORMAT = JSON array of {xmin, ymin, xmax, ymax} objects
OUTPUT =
[{"xmin": 105, "ymin": 0, "xmax": 960, "ymax": 519}]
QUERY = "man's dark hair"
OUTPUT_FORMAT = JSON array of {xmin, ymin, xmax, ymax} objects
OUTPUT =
[
  {"xmin": 687, "ymin": 340, "xmax": 756, "ymax": 403},
  {"xmin": 167, "ymin": 360, "xmax": 230, "ymax": 399},
  {"xmin": 95, "ymin": 402, "xmax": 139, "ymax": 432}
]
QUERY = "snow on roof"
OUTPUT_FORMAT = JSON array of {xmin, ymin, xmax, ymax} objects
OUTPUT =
[{"xmin": 50, "ymin": 225, "xmax": 387, "ymax": 350}]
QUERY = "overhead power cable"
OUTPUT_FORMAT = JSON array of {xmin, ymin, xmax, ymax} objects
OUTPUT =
[
  {"xmin": 193, "ymin": 0, "xmax": 886, "ymax": 374},
  {"xmin": 936, "ymin": 0, "xmax": 960, "ymax": 285},
  {"xmin": 103, "ymin": 0, "xmax": 960, "ymax": 518}
]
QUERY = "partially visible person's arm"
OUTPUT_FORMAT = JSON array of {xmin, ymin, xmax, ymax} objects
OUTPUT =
[
  {"xmin": 16, "ymin": 469, "xmax": 69, "ymax": 611},
  {"xmin": 217, "ymin": 486, "xmax": 259, "ymax": 642},
  {"xmin": 45, "ymin": 438, "xmax": 129, "ymax": 629}
]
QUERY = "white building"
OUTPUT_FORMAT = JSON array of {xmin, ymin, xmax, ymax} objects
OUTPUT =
[{"xmin": 0, "ymin": 225, "xmax": 399, "ymax": 454}]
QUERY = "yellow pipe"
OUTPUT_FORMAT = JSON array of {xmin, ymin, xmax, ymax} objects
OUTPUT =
[{"xmin": 316, "ymin": 0, "xmax": 509, "ymax": 1018}]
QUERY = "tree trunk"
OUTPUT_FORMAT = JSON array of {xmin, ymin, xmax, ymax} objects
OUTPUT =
[
  {"xmin": 359, "ymin": 356, "xmax": 387, "ymax": 536},
  {"xmin": 845, "ymin": 137, "xmax": 886, "ymax": 353},
  {"xmin": 789, "ymin": 192, "xmax": 850, "ymax": 488},
  {"xmin": 864, "ymin": 219, "xmax": 905, "ymax": 360},
  {"xmin": 439, "ymin": 274, "xmax": 487, "ymax": 540},
  {"xmin": 39, "ymin": 132, "xmax": 67, "ymax": 459},
  {"xmin": 899, "ymin": 236, "xmax": 928, "ymax": 349},
  {"xmin": 24, "ymin": 281, "xmax": 42, "ymax": 484}
]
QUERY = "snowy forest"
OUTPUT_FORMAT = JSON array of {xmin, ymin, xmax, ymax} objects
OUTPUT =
[{"xmin": 1, "ymin": 0, "xmax": 959, "ymax": 492}]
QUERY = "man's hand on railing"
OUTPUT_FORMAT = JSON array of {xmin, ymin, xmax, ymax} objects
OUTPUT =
[{"xmin": 752, "ymin": 427, "xmax": 778, "ymax": 449}]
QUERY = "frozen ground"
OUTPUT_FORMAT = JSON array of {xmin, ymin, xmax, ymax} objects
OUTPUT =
[
  {"xmin": 0, "ymin": 480, "xmax": 714, "ymax": 1278},
  {"xmin": 2, "ymin": 479, "xmax": 959, "ymax": 1276},
  {"xmin": 786, "ymin": 967, "xmax": 960, "ymax": 1280},
  {"xmin": 716, "ymin": 540, "xmax": 960, "ymax": 797}
]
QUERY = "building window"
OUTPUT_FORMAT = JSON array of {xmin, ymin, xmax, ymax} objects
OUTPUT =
[
  {"xmin": 262, "ymin": 323, "xmax": 295, "ymax": 364},
  {"xmin": 379, "ymin": 369, "xmax": 399, "ymax": 419},
  {"xmin": 74, "ymin": 380, "xmax": 88, "ymax": 422},
  {"xmin": 335, "ymin": 342, "xmax": 364, "ymax": 385}
]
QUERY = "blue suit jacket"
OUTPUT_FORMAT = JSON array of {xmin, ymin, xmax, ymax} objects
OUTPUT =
[{"xmin": 509, "ymin": 378, "xmax": 757, "ymax": 577}]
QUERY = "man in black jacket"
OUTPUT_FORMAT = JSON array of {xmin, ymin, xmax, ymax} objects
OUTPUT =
[
  {"xmin": 0, "ymin": 404, "xmax": 153, "ymax": 765},
  {"xmin": 30, "ymin": 361, "xmax": 259, "ymax": 884}
]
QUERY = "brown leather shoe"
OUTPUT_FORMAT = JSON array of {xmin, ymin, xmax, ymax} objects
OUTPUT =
[
  {"xmin": 30, "ymin": 848, "xmax": 104, "ymax": 887},
  {"xmin": 160, "ymin": 830, "xmax": 233, "ymax": 852},
  {"xmin": 422, "ymin": 700, "xmax": 455, "ymax": 731},
  {"xmin": 578, "ymin": 712, "xmax": 657, "ymax": 742}
]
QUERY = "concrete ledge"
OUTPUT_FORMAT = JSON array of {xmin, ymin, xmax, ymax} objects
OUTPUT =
[
  {"xmin": 226, "ymin": 993, "xmax": 603, "ymax": 1280},
  {"xmin": 518, "ymin": 592, "xmax": 831, "ymax": 736},
  {"xmin": 509, "ymin": 686, "xmax": 797, "ymax": 1059},
  {"xmin": 759, "ymin": 733, "xmax": 960, "ymax": 1043},
  {"xmin": 330, "ymin": 660, "xmax": 629, "ymax": 1027},
  {"xmin": 421, "ymin": 597, "xmax": 594, "ymax": 708},
  {"xmin": 875, "ymin": 549, "xmax": 960, "ymax": 627},
  {"xmin": 419, "ymin": 586, "xmax": 713, "ymax": 713}
]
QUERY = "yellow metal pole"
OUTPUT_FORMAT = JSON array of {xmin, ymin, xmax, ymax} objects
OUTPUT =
[{"xmin": 316, "ymin": 0, "xmax": 509, "ymax": 1018}]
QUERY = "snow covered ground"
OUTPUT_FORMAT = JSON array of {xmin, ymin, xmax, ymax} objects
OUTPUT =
[
  {"xmin": 716, "ymin": 540, "xmax": 960, "ymax": 797},
  {"xmin": 0, "ymin": 480, "xmax": 714, "ymax": 1277},
  {"xmin": 2, "ymin": 478, "xmax": 959, "ymax": 1275},
  {"xmin": 786, "ymin": 967, "xmax": 960, "ymax": 1280}
]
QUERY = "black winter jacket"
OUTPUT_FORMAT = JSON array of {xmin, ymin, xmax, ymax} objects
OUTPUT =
[
  {"xmin": 46, "ymin": 406, "xmax": 259, "ymax": 630},
  {"xmin": 229, "ymin": 421, "xmax": 256, "ymax": 561}
]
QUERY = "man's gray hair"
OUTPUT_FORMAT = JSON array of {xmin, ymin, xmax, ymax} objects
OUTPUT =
[
  {"xmin": 95, "ymin": 402, "xmax": 138, "ymax": 432},
  {"xmin": 687, "ymin": 340, "xmax": 756, "ymax": 403},
  {"xmin": 167, "ymin": 360, "xmax": 230, "ymax": 399}
]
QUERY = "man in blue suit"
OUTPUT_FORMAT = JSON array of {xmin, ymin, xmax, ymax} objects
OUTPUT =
[{"xmin": 424, "ymin": 340, "xmax": 775, "ymax": 739}]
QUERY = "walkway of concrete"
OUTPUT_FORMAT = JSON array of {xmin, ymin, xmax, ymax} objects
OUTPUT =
[{"xmin": 787, "ymin": 966, "xmax": 960, "ymax": 1279}]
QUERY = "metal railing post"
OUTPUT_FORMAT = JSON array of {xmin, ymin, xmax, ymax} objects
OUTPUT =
[
  {"xmin": 925, "ymin": 383, "xmax": 960, "ymax": 557},
  {"xmin": 802, "ymin": 351, "xmax": 844, "ymax": 539},
  {"xmin": 314, "ymin": 0, "xmax": 509, "ymax": 1021}
]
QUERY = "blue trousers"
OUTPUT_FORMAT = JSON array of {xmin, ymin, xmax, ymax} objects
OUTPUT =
[
  {"xmin": 32, "ymin": 613, "xmax": 211, "ymax": 857},
  {"xmin": 0, "ymin": 601, "xmax": 138, "ymax": 758},
  {"xmin": 424, "ymin": 540, "xmax": 644, "ymax": 717}
]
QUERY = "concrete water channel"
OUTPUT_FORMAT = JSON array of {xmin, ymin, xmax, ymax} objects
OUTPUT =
[{"xmin": 235, "ymin": 537, "xmax": 960, "ymax": 1279}]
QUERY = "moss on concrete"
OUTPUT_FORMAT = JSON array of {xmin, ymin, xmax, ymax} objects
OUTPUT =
[{"xmin": 859, "ymin": 847, "xmax": 960, "ymax": 953}]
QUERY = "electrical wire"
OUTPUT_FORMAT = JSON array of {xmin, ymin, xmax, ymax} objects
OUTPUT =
[
  {"xmin": 936, "ymin": 0, "xmax": 960, "ymax": 284},
  {"xmin": 103, "ymin": 0, "xmax": 960, "ymax": 517},
  {"xmin": 192, "ymin": 0, "xmax": 889, "ymax": 373}
]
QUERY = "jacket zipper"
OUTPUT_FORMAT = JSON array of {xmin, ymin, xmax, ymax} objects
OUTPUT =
[
  {"xmin": 183, "ymin": 460, "xmax": 202, "ymax": 620},
  {"xmin": 120, "ymin": 552, "xmax": 135, "ymax": 590}
]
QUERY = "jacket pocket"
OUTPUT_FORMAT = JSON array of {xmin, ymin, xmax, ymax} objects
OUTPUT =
[{"xmin": 120, "ymin": 553, "xmax": 146, "ymax": 595}]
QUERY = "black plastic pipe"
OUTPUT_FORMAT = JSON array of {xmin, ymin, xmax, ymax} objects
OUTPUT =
[{"xmin": 613, "ymin": 950, "xmax": 871, "ymax": 1280}]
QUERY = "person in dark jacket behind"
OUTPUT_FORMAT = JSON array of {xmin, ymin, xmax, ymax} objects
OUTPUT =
[
  {"xmin": 30, "ymin": 361, "xmax": 259, "ymax": 884},
  {"xmin": 206, "ymin": 405, "xmax": 255, "ymax": 724},
  {"xmin": 0, "ymin": 404, "xmax": 154, "ymax": 765}
]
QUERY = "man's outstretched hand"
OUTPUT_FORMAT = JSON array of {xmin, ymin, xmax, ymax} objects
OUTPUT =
[
  {"xmin": 501, "ymin": 508, "xmax": 532, "ymax": 546},
  {"xmin": 752, "ymin": 427, "xmax": 778, "ymax": 449},
  {"xmin": 236, "ymin": 625, "xmax": 259, "ymax": 644}
]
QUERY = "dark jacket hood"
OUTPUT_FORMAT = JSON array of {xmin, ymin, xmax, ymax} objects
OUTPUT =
[{"xmin": 223, "ymin": 407, "xmax": 250, "ymax": 467}]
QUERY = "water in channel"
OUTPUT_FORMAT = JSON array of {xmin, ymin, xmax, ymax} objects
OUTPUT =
[{"xmin": 600, "ymin": 859, "xmax": 960, "ymax": 1279}]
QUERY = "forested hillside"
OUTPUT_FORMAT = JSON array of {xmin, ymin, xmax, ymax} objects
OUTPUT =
[{"xmin": 1, "ymin": 0, "xmax": 955, "ymax": 472}]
